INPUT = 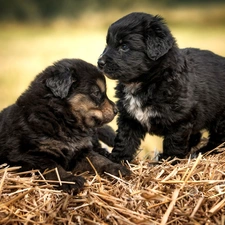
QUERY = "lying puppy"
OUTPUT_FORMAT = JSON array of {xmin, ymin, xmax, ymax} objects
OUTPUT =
[
  {"xmin": 98, "ymin": 12, "xmax": 225, "ymax": 162},
  {"xmin": 0, "ymin": 59, "xmax": 130, "ymax": 193}
]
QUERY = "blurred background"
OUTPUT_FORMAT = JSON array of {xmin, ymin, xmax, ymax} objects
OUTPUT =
[{"xmin": 1, "ymin": 0, "xmax": 225, "ymax": 158}]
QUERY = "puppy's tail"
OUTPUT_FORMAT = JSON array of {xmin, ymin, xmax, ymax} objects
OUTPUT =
[{"xmin": 97, "ymin": 125, "xmax": 116, "ymax": 147}]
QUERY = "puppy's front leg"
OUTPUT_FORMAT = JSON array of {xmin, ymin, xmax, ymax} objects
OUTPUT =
[
  {"xmin": 110, "ymin": 116, "xmax": 146, "ymax": 163},
  {"xmin": 160, "ymin": 123, "xmax": 193, "ymax": 160},
  {"xmin": 45, "ymin": 164, "xmax": 86, "ymax": 194},
  {"xmin": 73, "ymin": 150, "xmax": 131, "ymax": 177}
]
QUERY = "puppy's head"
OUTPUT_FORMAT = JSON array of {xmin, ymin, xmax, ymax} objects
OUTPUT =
[
  {"xmin": 98, "ymin": 12, "xmax": 176, "ymax": 83},
  {"xmin": 43, "ymin": 59, "xmax": 117, "ymax": 129}
]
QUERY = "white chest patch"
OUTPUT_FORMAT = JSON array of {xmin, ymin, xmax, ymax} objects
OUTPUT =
[{"xmin": 123, "ymin": 83, "xmax": 161, "ymax": 130}]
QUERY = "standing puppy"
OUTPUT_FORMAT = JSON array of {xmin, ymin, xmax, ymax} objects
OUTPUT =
[
  {"xmin": 98, "ymin": 12, "xmax": 225, "ymax": 162},
  {"xmin": 0, "ymin": 59, "xmax": 130, "ymax": 194}
]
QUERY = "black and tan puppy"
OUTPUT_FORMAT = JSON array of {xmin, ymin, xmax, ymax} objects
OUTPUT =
[
  {"xmin": 0, "ymin": 59, "xmax": 130, "ymax": 194},
  {"xmin": 98, "ymin": 12, "xmax": 225, "ymax": 162}
]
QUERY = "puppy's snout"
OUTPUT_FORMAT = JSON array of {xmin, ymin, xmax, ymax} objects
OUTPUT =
[
  {"xmin": 113, "ymin": 106, "xmax": 118, "ymax": 115},
  {"xmin": 98, "ymin": 57, "xmax": 106, "ymax": 69}
]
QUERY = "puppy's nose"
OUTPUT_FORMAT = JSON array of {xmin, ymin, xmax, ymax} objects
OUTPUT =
[
  {"xmin": 98, "ymin": 58, "xmax": 106, "ymax": 69},
  {"xmin": 113, "ymin": 106, "xmax": 118, "ymax": 115}
]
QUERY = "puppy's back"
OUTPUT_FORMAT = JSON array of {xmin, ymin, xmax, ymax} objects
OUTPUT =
[{"xmin": 182, "ymin": 48, "xmax": 225, "ymax": 124}]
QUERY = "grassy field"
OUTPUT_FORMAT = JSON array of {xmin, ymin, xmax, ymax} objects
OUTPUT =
[{"xmin": 1, "ymin": 5, "xmax": 225, "ymax": 156}]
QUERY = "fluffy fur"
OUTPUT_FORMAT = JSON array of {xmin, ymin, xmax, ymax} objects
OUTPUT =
[
  {"xmin": 98, "ymin": 12, "xmax": 225, "ymax": 162},
  {"xmin": 0, "ymin": 59, "xmax": 130, "ymax": 194}
]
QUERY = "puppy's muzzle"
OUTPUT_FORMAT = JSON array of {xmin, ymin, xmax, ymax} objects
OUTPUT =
[
  {"xmin": 97, "ymin": 56, "xmax": 106, "ymax": 70},
  {"xmin": 113, "ymin": 105, "xmax": 118, "ymax": 115}
]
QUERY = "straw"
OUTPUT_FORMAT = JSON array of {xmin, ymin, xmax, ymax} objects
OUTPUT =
[{"xmin": 0, "ymin": 146, "xmax": 225, "ymax": 224}]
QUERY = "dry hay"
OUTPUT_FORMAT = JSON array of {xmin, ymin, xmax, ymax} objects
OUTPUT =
[{"xmin": 1, "ymin": 148, "xmax": 225, "ymax": 225}]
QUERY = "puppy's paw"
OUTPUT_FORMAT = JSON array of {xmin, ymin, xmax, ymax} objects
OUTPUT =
[
  {"xmin": 158, "ymin": 153, "xmax": 169, "ymax": 161},
  {"xmin": 109, "ymin": 152, "xmax": 134, "ymax": 163},
  {"xmin": 59, "ymin": 175, "xmax": 86, "ymax": 194},
  {"xmin": 102, "ymin": 162, "xmax": 131, "ymax": 177}
]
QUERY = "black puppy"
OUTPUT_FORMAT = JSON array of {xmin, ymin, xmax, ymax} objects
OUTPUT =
[
  {"xmin": 0, "ymin": 59, "xmax": 130, "ymax": 194},
  {"xmin": 98, "ymin": 12, "xmax": 225, "ymax": 162}
]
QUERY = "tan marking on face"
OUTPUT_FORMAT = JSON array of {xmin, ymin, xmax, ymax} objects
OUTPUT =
[
  {"xmin": 100, "ymin": 98, "xmax": 116, "ymax": 123},
  {"xmin": 69, "ymin": 94, "xmax": 95, "ymax": 128},
  {"xmin": 69, "ymin": 94, "xmax": 105, "ymax": 128},
  {"xmin": 96, "ymin": 78, "xmax": 105, "ymax": 93},
  {"xmin": 69, "ymin": 94, "xmax": 93, "ymax": 113},
  {"xmin": 68, "ymin": 77, "xmax": 116, "ymax": 128}
]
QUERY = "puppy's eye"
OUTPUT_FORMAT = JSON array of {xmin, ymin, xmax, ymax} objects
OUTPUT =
[
  {"xmin": 119, "ymin": 44, "xmax": 129, "ymax": 52},
  {"xmin": 91, "ymin": 90, "xmax": 103, "ymax": 106},
  {"xmin": 92, "ymin": 90, "xmax": 101, "ymax": 99}
]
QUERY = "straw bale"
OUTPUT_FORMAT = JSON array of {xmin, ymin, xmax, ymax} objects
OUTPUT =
[{"xmin": 0, "ymin": 149, "xmax": 225, "ymax": 225}]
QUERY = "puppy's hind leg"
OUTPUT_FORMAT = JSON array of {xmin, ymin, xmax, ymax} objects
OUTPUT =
[
  {"xmin": 160, "ymin": 122, "xmax": 193, "ymax": 160},
  {"xmin": 196, "ymin": 116, "xmax": 225, "ymax": 155}
]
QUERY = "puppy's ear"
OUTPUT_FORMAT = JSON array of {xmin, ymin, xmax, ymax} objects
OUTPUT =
[
  {"xmin": 145, "ymin": 16, "xmax": 174, "ymax": 61},
  {"xmin": 46, "ymin": 70, "xmax": 75, "ymax": 99}
]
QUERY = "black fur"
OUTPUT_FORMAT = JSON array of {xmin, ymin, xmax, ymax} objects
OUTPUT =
[
  {"xmin": 98, "ymin": 12, "xmax": 225, "ymax": 162},
  {"xmin": 0, "ymin": 59, "xmax": 130, "ymax": 194}
]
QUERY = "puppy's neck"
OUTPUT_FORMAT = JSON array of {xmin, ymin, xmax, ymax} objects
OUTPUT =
[
  {"xmin": 160, "ymin": 47, "xmax": 185, "ymax": 72},
  {"xmin": 123, "ymin": 82, "xmax": 142, "ymax": 94}
]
